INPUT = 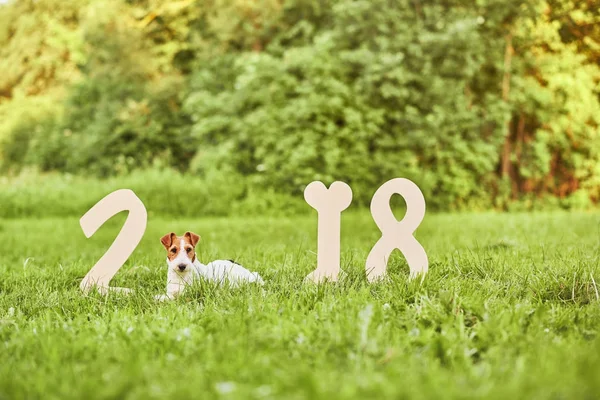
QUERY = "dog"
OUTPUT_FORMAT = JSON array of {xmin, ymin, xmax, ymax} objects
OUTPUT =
[{"xmin": 155, "ymin": 231, "xmax": 264, "ymax": 300}]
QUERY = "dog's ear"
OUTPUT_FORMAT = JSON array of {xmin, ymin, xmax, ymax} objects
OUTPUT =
[
  {"xmin": 160, "ymin": 232, "xmax": 176, "ymax": 250},
  {"xmin": 185, "ymin": 231, "xmax": 201, "ymax": 247}
]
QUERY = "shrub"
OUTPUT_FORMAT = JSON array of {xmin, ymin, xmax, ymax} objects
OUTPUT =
[{"xmin": 0, "ymin": 168, "xmax": 253, "ymax": 219}]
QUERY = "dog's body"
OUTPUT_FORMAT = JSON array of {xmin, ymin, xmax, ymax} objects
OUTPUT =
[{"xmin": 156, "ymin": 232, "xmax": 263, "ymax": 300}]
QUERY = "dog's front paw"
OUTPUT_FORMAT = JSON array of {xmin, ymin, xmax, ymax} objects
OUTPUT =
[{"xmin": 154, "ymin": 294, "xmax": 173, "ymax": 302}]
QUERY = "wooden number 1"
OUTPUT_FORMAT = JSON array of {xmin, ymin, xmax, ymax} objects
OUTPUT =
[
  {"xmin": 303, "ymin": 181, "xmax": 353, "ymax": 283},
  {"xmin": 79, "ymin": 189, "xmax": 147, "ymax": 295}
]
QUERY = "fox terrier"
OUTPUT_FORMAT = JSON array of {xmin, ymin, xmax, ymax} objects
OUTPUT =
[{"xmin": 156, "ymin": 231, "xmax": 264, "ymax": 300}]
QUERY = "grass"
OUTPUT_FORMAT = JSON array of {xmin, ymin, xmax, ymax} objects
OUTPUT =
[{"xmin": 1, "ymin": 210, "xmax": 600, "ymax": 399}]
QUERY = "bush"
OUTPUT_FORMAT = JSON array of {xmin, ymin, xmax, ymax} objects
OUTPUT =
[
  {"xmin": 0, "ymin": 168, "xmax": 262, "ymax": 219},
  {"xmin": 1, "ymin": 0, "xmax": 599, "ymax": 212},
  {"xmin": 184, "ymin": 0, "xmax": 512, "ymax": 209}
]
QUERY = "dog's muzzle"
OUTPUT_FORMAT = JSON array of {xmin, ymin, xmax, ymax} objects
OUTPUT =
[{"xmin": 177, "ymin": 264, "xmax": 187, "ymax": 272}]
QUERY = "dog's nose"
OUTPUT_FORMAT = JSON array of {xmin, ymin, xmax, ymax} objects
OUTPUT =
[{"xmin": 177, "ymin": 264, "xmax": 187, "ymax": 272}]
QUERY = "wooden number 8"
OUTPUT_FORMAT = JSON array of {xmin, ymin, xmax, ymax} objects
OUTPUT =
[{"xmin": 80, "ymin": 189, "xmax": 147, "ymax": 295}]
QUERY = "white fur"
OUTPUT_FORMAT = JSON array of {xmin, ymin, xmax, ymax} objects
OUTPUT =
[{"xmin": 156, "ymin": 242, "xmax": 264, "ymax": 301}]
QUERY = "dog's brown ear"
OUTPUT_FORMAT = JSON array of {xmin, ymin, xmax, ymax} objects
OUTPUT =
[
  {"xmin": 185, "ymin": 231, "xmax": 201, "ymax": 247},
  {"xmin": 160, "ymin": 232, "xmax": 176, "ymax": 249}
]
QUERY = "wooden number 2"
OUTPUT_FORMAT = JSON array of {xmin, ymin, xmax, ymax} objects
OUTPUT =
[{"xmin": 79, "ymin": 189, "xmax": 147, "ymax": 295}]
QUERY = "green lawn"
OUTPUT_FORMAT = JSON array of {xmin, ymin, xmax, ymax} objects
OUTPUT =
[{"xmin": 1, "ymin": 211, "xmax": 600, "ymax": 399}]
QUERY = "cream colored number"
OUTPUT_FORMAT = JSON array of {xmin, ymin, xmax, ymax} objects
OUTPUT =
[
  {"xmin": 304, "ymin": 178, "xmax": 429, "ymax": 284},
  {"xmin": 303, "ymin": 181, "xmax": 353, "ymax": 283},
  {"xmin": 365, "ymin": 178, "xmax": 428, "ymax": 282},
  {"xmin": 79, "ymin": 189, "xmax": 147, "ymax": 295}
]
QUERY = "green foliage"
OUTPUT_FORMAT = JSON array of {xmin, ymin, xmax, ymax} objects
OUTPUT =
[
  {"xmin": 185, "ymin": 0, "xmax": 519, "ymax": 208},
  {"xmin": 0, "ymin": 0, "xmax": 86, "ymax": 100},
  {"xmin": 0, "ymin": 168, "xmax": 271, "ymax": 218},
  {"xmin": 33, "ymin": 73, "xmax": 192, "ymax": 176},
  {"xmin": 2, "ymin": 1, "xmax": 194, "ymax": 175},
  {"xmin": 500, "ymin": 1, "xmax": 600, "ymax": 204},
  {"xmin": 0, "ymin": 0, "xmax": 86, "ymax": 161},
  {"xmin": 0, "ymin": 0, "xmax": 599, "ymax": 212}
]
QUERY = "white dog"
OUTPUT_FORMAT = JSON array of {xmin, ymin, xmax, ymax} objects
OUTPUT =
[{"xmin": 155, "ymin": 231, "xmax": 263, "ymax": 301}]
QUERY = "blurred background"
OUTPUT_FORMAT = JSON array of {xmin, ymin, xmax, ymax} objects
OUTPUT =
[{"xmin": 0, "ymin": 0, "xmax": 598, "ymax": 218}]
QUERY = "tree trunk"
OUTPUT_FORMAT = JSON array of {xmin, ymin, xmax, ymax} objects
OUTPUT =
[{"xmin": 500, "ymin": 32, "xmax": 515, "ymax": 197}]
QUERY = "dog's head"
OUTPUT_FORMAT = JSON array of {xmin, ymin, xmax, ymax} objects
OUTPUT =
[{"xmin": 160, "ymin": 232, "xmax": 201, "ymax": 273}]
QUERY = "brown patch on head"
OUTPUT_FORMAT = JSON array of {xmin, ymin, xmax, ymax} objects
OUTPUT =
[
  {"xmin": 161, "ymin": 232, "xmax": 179, "ymax": 261},
  {"xmin": 183, "ymin": 232, "xmax": 200, "ymax": 262},
  {"xmin": 160, "ymin": 232, "xmax": 201, "ymax": 262},
  {"xmin": 184, "ymin": 231, "xmax": 200, "ymax": 247},
  {"xmin": 160, "ymin": 232, "xmax": 176, "ymax": 249}
]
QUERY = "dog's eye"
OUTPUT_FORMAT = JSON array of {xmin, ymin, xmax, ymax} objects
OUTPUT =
[
  {"xmin": 186, "ymin": 247, "xmax": 193, "ymax": 253},
  {"xmin": 170, "ymin": 248, "xmax": 177, "ymax": 253}
]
